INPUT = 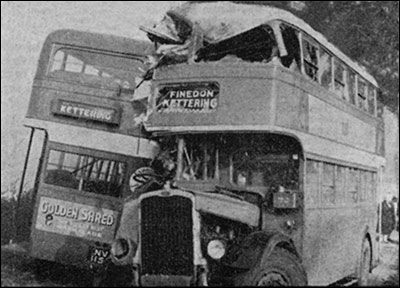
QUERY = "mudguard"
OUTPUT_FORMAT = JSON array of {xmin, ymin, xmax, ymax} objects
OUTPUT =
[{"xmin": 229, "ymin": 231, "xmax": 301, "ymax": 270}]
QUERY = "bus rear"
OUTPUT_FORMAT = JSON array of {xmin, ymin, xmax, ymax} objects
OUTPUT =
[{"xmin": 11, "ymin": 29, "xmax": 159, "ymax": 274}]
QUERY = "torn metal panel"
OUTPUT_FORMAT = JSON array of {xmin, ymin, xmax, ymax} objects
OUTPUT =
[
  {"xmin": 141, "ymin": 2, "xmax": 291, "ymax": 45},
  {"xmin": 140, "ymin": 2, "xmax": 378, "ymax": 86}
]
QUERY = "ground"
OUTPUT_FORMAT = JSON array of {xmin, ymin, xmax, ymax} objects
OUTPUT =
[
  {"xmin": 369, "ymin": 231, "xmax": 399, "ymax": 287},
  {"xmin": 1, "ymin": 234, "xmax": 398, "ymax": 287}
]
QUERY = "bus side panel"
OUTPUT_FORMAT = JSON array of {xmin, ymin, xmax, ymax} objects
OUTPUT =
[
  {"xmin": 303, "ymin": 206, "xmax": 363, "ymax": 285},
  {"xmin": 275, "ymin": 72, "xmax": 308, "ymax": 132},
  {"xmin": 30, "ymin": 186, "xmax": 122, "ymax": 268}
]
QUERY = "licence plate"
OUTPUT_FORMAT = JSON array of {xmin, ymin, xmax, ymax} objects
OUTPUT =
[{"xmin": 88, "ymin": 246, "xmax": 110, "ymax": 265}]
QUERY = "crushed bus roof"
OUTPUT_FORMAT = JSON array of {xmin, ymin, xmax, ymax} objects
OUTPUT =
[{"xmin": 140, "ymin": 2, "xmax": 378, "ymax": 87}]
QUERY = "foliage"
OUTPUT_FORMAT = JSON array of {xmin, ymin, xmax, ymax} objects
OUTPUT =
[{"xmin": 1, "ymin": 191, "xmax": 34, "ymax": 245}]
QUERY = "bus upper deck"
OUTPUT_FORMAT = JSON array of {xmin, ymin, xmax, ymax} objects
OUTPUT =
[
  {"xmin": 142, "ymin": 2, "xmax": 385, "ymax": 163},
  {"xmin": 26, "ymin": 29, "xmax": 155, "ymax": 137}
]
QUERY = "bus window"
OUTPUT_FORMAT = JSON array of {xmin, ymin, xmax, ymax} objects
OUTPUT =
[
  {"xmin": 334, "ymin": 59, "xmax": 347, "ymax": 100},
  {"xmin": 335, "ymin": 165, "xmax": 346, "ymax": 204},
  {"xmin": 196, "ymin": 25, "xmax": 277, "ymax": 63},
  {"xmin": 65, "ymin": 54, "xmax": 85, "ymax": 73},
  {"xmin": 319, "ymin": 49, "xmax": 332, "ymax": 90},
  {"xmin": 178, "ymin": 134, "xmax": 300, "ymax": 191},
  {"xmin": 370, "ymin": 172, "xmax": 376, "ymax": 200},
  {"xmin": 359, "ymin": 170, "xmax": 367, "ymax": 202},
  {"xmin": 49, "ymin": 47, "xmax": 144, "ymax": 93},
  {"xmin": 367, "ymin": 84, "xmax": 376, "ymax": 115},
  {"xmin": 181, "ymin": 138, "xmax": 217, "ymax": 181},
  {"xmin": 377, "ymin": 90, "xmax": 384, "ymax": 118},
  {"xmin": 44, "ymin": 149, "xmax": 126, "ymax": 197},
  {"xmin": 348, "ymin": 70, "xmax": 357, "ymax": 105},
  {"xmin": 321, "ymin": 163, "xmax": 335, "ymax": 204},
  {"xmin": 231, "ymin": 149, "xmax": 294, "ymax": 189},
  {"xmin": 357, "ymin": 77, "xmax": 368, "ymax": 111},
  {"xmin": 280, "ymin": 24, "xmax": 301, "ymax": 70},
  {"xmin": 347, "ymin": 168, "xmax": 359, "ymax": 203},
  {"xmin": 302, "ymin": 38, "xmax": 318, "ymax": 81},
  {"xmin": 305, "ymin": 160, "xmax": 319, "ymax": 206}
]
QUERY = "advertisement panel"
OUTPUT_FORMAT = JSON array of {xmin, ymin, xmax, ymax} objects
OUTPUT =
[{"xmin": 35, "ymin": 196, "xmax": 118, "ymax": 242}]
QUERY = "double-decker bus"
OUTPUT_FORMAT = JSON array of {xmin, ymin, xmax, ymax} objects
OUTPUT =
[
  {"xmin": 7, "ymin": 29, "xmax": 159, "ymax": 281},
  {"xmin": 110, "ymin": 2, "xmax": 386, "ymax": 286}
]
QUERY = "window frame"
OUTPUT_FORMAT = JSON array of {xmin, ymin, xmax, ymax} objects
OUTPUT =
[{"xmin": 41, "ymin": 142, "xmax": 133, "ymax": 199}]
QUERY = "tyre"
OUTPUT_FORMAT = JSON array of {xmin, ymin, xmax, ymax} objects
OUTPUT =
[
  {"xmin": 235, "ymin": 247, "xmax": 307, "ymax": 286},
  {"xmin": 358, "ymin": 240, "xmax": 371, "ymax": 286}
]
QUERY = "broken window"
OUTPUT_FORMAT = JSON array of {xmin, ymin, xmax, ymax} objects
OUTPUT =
[
  {"xmin": 302, "ymin": 37, "xmax": 319, "ymax": 81},
  {"xmin": 280, "ymin": 24, "xmax": 301, "ymax": 69},
  {"xmin": 181, "ymin": 136, "xmax": 218, "ymax": 181},
  {"xmin": 319, "ymin": 48, "xmax": 332, "ymax": 89},
  {"xmin": 196, "ymin": 25, "xmax": 277, "ymax": 63}
]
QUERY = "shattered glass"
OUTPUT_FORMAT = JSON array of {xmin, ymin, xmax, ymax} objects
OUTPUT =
[{"xmin": 139, "ymin": 2, "xmax": 298, "ymax": 65}]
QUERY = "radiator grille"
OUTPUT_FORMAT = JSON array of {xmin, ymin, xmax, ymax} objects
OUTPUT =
[{"xmin": 141, "ymin": 195, "xmax": 193, "ymax": 276}]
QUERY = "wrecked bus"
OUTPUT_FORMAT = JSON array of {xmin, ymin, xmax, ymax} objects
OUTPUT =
[
  {"xmin": 6, "ymin": 29, "xmax": 159, "ymax": 283},
  {"xmin": 110, "ymin": 2, "xmax": 385, "ymax": 286}
]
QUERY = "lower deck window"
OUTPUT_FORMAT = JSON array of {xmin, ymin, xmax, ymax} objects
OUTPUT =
[
  {"xmin": 176, "ymin": 134, "xmax": 301, "ymax": 191},
  {"xmin": 44, "ymin": 149, "xmax": 126, "ymax": 197}
]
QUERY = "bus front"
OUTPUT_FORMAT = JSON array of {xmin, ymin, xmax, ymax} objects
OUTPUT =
[{"xmin": 111, "ymin": 6, "xmax": 307, "ymax": 286}]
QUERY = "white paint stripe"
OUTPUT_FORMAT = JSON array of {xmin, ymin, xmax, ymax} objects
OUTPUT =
[
  {"xmin": 24, "ymin": 118, "xmax": 159, "ymax": 159},
  {"xmin": 146, "ymin": 124, "xmax": 385, "ymax": 168}
]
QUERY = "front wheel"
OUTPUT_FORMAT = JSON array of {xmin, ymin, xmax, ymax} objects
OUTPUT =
[
  {"xmin": 358, "ymin": 240, "xmax": 371, "ymax": 286},
  {"xmin": 235, "ymin": 248, "xmax": 307, "ymax": 286}
]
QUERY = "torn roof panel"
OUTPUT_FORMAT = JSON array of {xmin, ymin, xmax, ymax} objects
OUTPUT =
[{"xmin": 142, "ymin": 2, "xmax": 378, "ymax": 87}]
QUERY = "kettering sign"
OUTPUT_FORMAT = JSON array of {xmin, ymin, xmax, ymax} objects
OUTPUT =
[
  {"xmin": 52, "ymin": 100, "xmax": 120, "ymax": 125},
  {"xmin": 157, "ymin": 82, "xmax": 219, "ymax": 113}
]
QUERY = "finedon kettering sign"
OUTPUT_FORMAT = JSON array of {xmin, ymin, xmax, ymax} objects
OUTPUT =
[
  {"xmin": 51, "ymin": 99, "xmax": 121, "ymax": 125},
  {"xmin": 156, "ymin": 82, "xmax": 219, "ymax": 113}
]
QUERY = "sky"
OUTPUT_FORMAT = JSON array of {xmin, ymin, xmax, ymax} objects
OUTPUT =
[{"xmin": 1, "ymin": 1, "xmax": 182, "ymax": 193}]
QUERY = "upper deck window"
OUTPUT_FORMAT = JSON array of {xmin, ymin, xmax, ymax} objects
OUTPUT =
[
  {"xmin": 49, "ymin": 47, "xmax": 145, "ymax": 93},
  {"xmin": 44, "ymin": 149, "xmax": 126, "ymax": 197},
  {"xmin": 367, "ymin": 84, "xmax": 376, "ymax": 115},
  {"xmin": 196, "ymin": 25, "xmax": 277, "ymax": 63},
  {"xmin": 280, "ymin": 24, "xmax": 301, "ymax": 70},
  {"xmin": 357, "ymin": 77, "xmax": 368, "ymax": 111},
  {"xmin": 348, "ymin": 70, "xmax": 357, "ymax": 105},
  {"xmin": 334, "ymin": 59, "xmax": 348, "ymax": 101},
  {"xmin": 302, "ymin": 37, "xmax": 319, "ymax": 81},
  {"xmin": 319, "ymin": 49, "xmax": 332, "ymax": 90}
]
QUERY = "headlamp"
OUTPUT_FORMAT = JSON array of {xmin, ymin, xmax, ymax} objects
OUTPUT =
[
  {"xmin": 111, "ymin": 238, "xmax": 136, "ymax": 261},
  {"xmin": 207, "ymin": 239, "xmax": 226, "ymax": 260}
]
